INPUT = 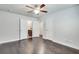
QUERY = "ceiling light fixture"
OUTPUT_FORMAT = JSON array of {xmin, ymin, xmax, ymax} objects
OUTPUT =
[
  {"xmin": 33, "ymin": 7, "xmax": 40, "ymax": 14},
  {"xmin": 34, "ymin": 9, "xmax": 40, "ymax": 14}
]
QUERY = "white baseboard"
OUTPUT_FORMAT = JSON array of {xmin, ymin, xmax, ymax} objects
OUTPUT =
[
  {"xmin": 0, "ymin": 39, "xmax": 19, "ymax": 44},
  {"xmin": 43, "ymin": 37, "xmax": 79, "ymax": 50}
]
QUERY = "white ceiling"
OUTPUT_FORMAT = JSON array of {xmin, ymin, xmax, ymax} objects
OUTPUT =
[{"xmin": 0, "ymin": 4, "xmax": 78, "ymax": 18}]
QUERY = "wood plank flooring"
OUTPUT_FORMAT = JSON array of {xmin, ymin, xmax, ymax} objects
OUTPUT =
[{"xmin": 0, "ymin": 37, "xmax": 79, "ymax": 54}]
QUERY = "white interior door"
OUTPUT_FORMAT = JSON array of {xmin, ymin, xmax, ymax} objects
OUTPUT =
[{"xmin": 32, "ymin": 21, "xmax": 40, "ymax": 37}]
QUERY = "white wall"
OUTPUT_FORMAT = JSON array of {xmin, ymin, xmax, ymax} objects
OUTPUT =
[
  {"xmin": 42, "ymin": 6, "xmax": 79, "ymax": 49},
  {"xmin": 0, "ymin": 11, "xmax": 19, "ymax": 44},
  {"xmin": 0, "ymin": 10, "xmax": 39, "ymax": 44}
]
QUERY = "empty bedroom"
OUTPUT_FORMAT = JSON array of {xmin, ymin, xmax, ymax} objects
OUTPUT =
[{"xmin": 0, "ymin": 4, "xmax": 79, "ymax": 54}]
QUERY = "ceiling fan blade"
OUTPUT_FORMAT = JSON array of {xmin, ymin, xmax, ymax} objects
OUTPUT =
[
  {"xmin": 25, "ymin": 5, "xmax": 34, "ymax": 9},
  {"xmin": 34, "ymin": 4, "xmax": 38, "ymax": 7},
  {"xmin": 27, "ymin": 10, "xmax": 33, "ymax": 13},
  {"xmin": 40, "ymin": 4, "xmax": 45, "ymax": 8},
  {"xmin": 40, "ymin": 10, "xmax": 48, "ymax": 13}
]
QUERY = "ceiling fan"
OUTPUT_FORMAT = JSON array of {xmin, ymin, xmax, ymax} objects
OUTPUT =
[{"xmin": 25, "ymin": 4, "xmax": 48, "ymax": 15}]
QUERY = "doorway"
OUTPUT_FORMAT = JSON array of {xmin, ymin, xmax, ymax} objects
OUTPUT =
[{"xmin": 27, "ymin": 20, "xmax": 32, "ymax": 39}]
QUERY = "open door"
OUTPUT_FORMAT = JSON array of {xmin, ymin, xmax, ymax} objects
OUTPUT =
[
  {"xmin": 27, "ymin": 20, "xmax": 32, "ymax": 40},
  {"xmin": 28, "ymin": 28, "xmax": 32, "ymax": 39}
]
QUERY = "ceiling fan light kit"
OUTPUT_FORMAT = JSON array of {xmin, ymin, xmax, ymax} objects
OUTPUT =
[{"xmin": 34, "ymin": 9, "xmax": 40, "ymax": 14}]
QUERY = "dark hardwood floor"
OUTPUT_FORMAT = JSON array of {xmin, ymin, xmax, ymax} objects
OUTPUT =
[{"xmin": 0, "ymin": 37, "xmax": 79, "ymax": 54}]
